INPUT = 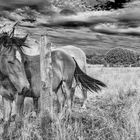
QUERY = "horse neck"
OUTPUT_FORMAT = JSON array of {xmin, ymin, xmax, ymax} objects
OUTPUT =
[
  {"xmin": 0, "ymin": 48, "xmax": 13, "ymax": 78},
  {"xmin": 23, "ymin": 53, "xmax": 40, "ymax": 62},
  {"xmin": 21, "ymin": 53, "xmax": 40, "ymax": 75},
  {"xmin": 20, "ymin": 52, "xmax": 26, "ymax": 63},
  {"xmin": 0, "ymin": 46, "xmax": 15, "ymax": 61}
]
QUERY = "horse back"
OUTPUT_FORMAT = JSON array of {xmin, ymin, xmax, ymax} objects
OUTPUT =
[
  {"xmin": 51, "ymin": 50, "xmax": 76, "ymax": 85},
  {"xmin": 55, "ymin": 45, "xmax": 86, "ymax": 72}
]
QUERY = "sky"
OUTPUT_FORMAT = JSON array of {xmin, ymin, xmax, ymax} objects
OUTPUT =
[{"xmin": 0, "ymin": 0, "xmax": 49, "ymax": 11}]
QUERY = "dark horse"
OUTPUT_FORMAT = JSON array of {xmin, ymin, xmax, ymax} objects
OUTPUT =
[
  {"xmin": 9, "ymin": 34, "xmax": 106, "ymax": 115},
  {"xmin": 0, "ymin": 31, "xmax": 30, "ymax": 122}
]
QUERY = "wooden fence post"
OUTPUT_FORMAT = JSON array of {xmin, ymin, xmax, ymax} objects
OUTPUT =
[
  {"xmin": 40, "ymin": 34, "xmax": 53, "ymax": 116},
  {"xmin": 40, "ymin": 35, "xmax": 54, "ymax": 139}
]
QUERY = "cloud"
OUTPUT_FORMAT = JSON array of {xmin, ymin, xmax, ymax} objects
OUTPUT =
[{"xmin": 0, "ymin": 0, "xmax": 50, "ymax": 11}]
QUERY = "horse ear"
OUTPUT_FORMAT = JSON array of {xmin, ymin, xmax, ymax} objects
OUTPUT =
[
  {"xmin": 9, "ymin": 22, "xmax": 19, "ymax": 38},
  {"xmin": 9, "ymin": 29, "xmax": 15, "ymax": 38},
  {"xmin": 21, "ymin": 34, "xmax": 28, "ymax": 42}
]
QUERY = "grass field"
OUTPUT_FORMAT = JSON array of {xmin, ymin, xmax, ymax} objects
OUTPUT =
[
  {"xmin": 0, "ymin": 0, "xmax": 140, "ymax": 139},
  {"xmin": 0, "ymin": 66, "xmax": 140, "ymax": 140},
  {"xmin": 84, "ymin": 66, "xmax": 140, "ymax": 140}
]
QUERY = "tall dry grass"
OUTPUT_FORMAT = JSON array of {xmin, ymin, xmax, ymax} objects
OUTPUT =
[
  {"xmin": 0, "ymin": 66, "xmax": 140, "ymax": 140},
  {"xmin": 86, "ymin": 66, "xmax": 140, "ymax": 140}
]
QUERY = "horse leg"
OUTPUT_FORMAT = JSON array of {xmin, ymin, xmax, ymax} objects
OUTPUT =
[
  {"xmin": 61, "ymin": 81, "xmax": 73, "ymax": 113},
  {"xmin": 57, "ymin": 86, "xmax": 66, "ymax": 113},
  {"xmin": 2, "ymin": 97, "xmax": 12, "ymax": 122},
  {"xmin": 15, "ymin": 94, "xmax": 25, "ymax": 118},
  {"xmin": 2, "ymin": 97, "xmax": 12, "ymax": 139},
  {"xmin": 82, "ymin": 87, "xmax": 87, "ymax": 108},
  {"xmin": 11, "ymin": 100, "xmax": 16, "ymax": 121},
  {"xmin": 33, "ymin": 97, "xmax": 39, "ymax": 115},
  {"xmin": 82, "ymin": 65, "xmax": 87, "ymax": 108},
  {"xmin": 71, "ymin": 78, "xmax": 77, "ymax": 108},
  {"xmin": 1, "ymin": 97, "xmax": 5, "ymax": 123}
]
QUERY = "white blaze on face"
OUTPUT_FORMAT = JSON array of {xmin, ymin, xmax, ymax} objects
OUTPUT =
[{"xmin": 15, "ymin": 50, "xmax": 22, "ymax": 62}]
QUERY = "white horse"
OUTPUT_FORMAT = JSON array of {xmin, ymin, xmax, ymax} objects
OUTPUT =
[{"xmin": 54, "ymin": 45, "xmax": 87, "ymax": 107}]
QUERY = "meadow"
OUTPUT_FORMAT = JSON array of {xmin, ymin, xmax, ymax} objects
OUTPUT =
[
  {"xmin": 0, "ymin": 65, "xmax": 140, "ymax": 140},
  {"xmin": 0, "ymin": 1, "xmax": 140, "ymax": 139},
  {"xmin": 84, "ymin": 65, "xmax": 140, "ymax": 140}
]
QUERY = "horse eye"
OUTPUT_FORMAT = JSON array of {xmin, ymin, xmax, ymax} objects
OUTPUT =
[{"xmin": 8, "ymin": 61, "xmax": 14, "ymax": 65}]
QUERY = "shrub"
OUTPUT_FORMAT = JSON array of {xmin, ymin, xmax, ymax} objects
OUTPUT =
[
  {"xmin": 104, "ymin": 47, "xmax": 138, "ymax": 66},
  {"xmin": 86, "ymin": 54, "xmax": 107, "ymax": 65}
]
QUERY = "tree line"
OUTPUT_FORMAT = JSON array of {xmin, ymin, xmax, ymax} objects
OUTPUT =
[{"xmin": 87, "ymin": 47, "xmax": 140, "ymax": 67}]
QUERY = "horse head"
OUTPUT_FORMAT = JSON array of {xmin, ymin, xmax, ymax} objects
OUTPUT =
[{"xmin": 0, "ymin": 32, "xmax": 30, "ymax": 95}]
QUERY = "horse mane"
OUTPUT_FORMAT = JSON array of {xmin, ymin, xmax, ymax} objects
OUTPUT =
[{"xmin": 0, "ymin": 32, "xmax": 29, "ymax": 55}]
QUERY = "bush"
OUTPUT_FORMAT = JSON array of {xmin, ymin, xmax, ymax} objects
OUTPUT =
[
  {"xmin": 86, "ymin": 54, "xmax": 107, "ymax": 65},
  {"xmin": 104, "ymin": 47, "xmax": 139, "ymax": 66}
]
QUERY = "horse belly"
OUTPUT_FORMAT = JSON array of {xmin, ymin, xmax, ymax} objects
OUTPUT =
[{"xmin": 30, "ymin": 69, "xmax": 61, "ymax": 97}]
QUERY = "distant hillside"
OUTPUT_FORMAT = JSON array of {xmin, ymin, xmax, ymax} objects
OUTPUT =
[{"xmin": 0, "ymin": 0, "xmax": 139, "ymax": 57}]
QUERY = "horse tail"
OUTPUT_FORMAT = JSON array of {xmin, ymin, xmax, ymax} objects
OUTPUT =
[{"xmin": 73, "ymin": 58, "xmax": 107, "ymax": 92}]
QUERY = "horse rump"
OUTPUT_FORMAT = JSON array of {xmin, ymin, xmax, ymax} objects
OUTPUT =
[{"xmin": 73, "ymin": 58, "xmax": 106, "ymax": 93}]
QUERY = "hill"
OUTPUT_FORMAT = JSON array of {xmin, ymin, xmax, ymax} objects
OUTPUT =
[{"xmin": 0, "ymin": 0, "xmax": 140, "ymax": 56}]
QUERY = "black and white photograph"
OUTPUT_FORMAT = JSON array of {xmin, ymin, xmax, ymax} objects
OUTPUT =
[{"xmin": 0, "ymin": 0, "xmax": 139, "ymax": 140}]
